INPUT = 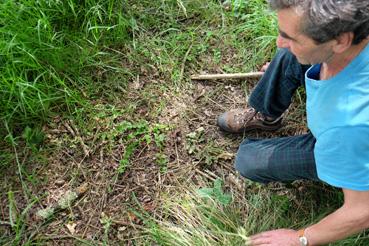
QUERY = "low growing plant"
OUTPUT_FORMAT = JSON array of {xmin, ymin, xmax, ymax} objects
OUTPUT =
[{"xmin": 117, "ymin": 121, "xmax": 171, "ymax": 174}]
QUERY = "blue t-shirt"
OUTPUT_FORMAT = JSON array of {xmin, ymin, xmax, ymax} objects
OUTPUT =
[{"xmin": 305, "ymin": 43, "xmax": 369, "ymax": 191}]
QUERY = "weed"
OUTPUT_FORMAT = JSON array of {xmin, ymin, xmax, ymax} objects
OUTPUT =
[
  {"xmin": 100, "ymin": 212, "xmax": 113, "ymax": 246},
  {"xmin": 185, "ymin": 127, "xmax": 205, "ymax": 155},
  {"xmin": 185, "ymin": 128, "xmax": 227, "ymax": 166},
  {"xmin": 197, "ymin": 179, "xmax": 232, "ymax": 206},
  {"xmin": 117, "ymin": 121, "xmax": 171, "ymax": 174},
  {"xmin": 22, "ymin": 126, "xmax": 45, "ymax": 152},
  {"xmin": 155, "ymin": 153, "xmax": 169, "ymax": 173}
]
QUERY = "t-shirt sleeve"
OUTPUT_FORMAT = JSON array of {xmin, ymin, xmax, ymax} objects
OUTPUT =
[{"xmin": 314, "ymin": 125, "xmax": 369, "ymax": 191}]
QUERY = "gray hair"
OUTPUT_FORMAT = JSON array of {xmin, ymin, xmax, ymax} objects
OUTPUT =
[{"xmin": 268, "ymin": 0, "xmax": 369, "ymax": 45}]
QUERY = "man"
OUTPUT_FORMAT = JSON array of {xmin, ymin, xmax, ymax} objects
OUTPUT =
[{"xmin": 217, "ymin": 0, "xmax": 369, "ymax": 245}]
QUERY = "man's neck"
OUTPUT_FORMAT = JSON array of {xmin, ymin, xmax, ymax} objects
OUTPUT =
[{"xmin": 321, "ymin": 38, "xmax": 369, "ymax": 80}]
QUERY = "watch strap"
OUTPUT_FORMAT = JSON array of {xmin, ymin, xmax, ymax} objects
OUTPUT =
[
  {"xmin": 298, "ymin": 228, "xmax": 305, "ymax": 237},
  {"xmin": 298, "ymin": 228, "xmax": 309, "ymax": 246}
]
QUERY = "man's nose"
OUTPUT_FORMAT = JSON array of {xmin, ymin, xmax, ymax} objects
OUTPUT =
[{"xmin": 276, "ymin": 35, "xmax": 290, "ymax": 49}]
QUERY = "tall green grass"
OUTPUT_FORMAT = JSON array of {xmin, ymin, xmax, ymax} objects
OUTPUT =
[
  {"xmin": 0, "ymin": 0, "xmax": 130, "ymax": 134},
  {"xmin": 228, "ymin": 0, "xmax": 278, "ymax": 65}
]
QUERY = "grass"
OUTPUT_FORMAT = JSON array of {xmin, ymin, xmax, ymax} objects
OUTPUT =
[
  {"xmin": 149, "ymin": 186, "xmax": 250, "ymax": 246},
  {"xmin": 148, "ymin": 181, "xmax": 300, "ymax": 245},
  {"xmin": 2, "ymin": 0, "xmax": 367, "ymax": 245},
  {"xmin": 0, "ymin": 0, "xmax": 130, "ymax": 137},
  {"xmin": 148, "ymin": 180, "xmax": 369, "ymax": 246}
]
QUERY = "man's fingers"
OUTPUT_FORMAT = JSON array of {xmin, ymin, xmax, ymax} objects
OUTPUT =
[
  {"xmin": 260, "ymin": 62, "xmax": 271, "ymax": 72},
  {"xmin": 251, "ymin": 231, "xmax": 272, "ymax": 239},
  {"xmin": 249, "ymin": 233, "xmax": 271, "ymax": 245},
  {"xmin": 249, "ymin": 238, "xmax": 270, "ymax": 245}
]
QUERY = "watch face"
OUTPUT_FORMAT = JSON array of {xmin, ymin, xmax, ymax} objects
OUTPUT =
[{"xmin": 299, "ymin": 236, "xmax": 308, "ymax": 246}]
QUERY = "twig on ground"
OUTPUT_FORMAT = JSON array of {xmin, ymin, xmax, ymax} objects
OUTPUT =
[
  {"xmin": 64, "ymin": 120, "xmax": 90, "ymax": 157},
  {"xmin": 63, "ymin": 121, "xmax": 76, "ymax": 137},
  {"xmin": 81, "ymin": 211, "xmax": 94, "ymax": 239},
  {"xmin": 0, "ymin": 220, "xmax": 12, "ymax": 227},
  {"xmin": 204, "ymin": 169, "xmax": 219, "ymax": 180},
  {"xmin": 78, "ymin": 137, "xmax": 90, "ymax": 157},
  {"xmin": 219, "ymin": 161, "xmax": 236, "ymax": 174},
  {"xmin": 195, "ymin": 169, "xmax": 216, "ymax": 182},
  {"xmin": 191, "ymin": 72, "xmax": 264, "ymax": 80}
]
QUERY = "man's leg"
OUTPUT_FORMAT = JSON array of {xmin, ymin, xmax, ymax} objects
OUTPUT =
[
  {"xmin": 235, "ymin": 133, "xmax": 318, "ymax": 183},
  {"xmin": 217, "ymin": 48, "xmax": 311, "ymax": 133},
  {"xmin": 248, "ymin": 48, "xmax": 310, "ymax": 119}
]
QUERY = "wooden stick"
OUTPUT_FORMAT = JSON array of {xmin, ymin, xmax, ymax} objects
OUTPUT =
[{"xmin": 191, "ymin": 72, "xmax": 264, "ymax": 80}]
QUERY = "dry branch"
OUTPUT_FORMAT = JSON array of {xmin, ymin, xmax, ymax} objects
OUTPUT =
[
  {"xmin": 191, "ymin": 72, "xmax": 264, "ymax": 80},
  {"xmin": 0, "ymin": 220, "xmax": 11, "ymax": 227}
]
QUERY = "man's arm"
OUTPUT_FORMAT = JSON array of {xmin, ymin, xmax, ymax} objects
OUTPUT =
[
  {"xmin": 250, "ymin": 188, "xmax": 369, "ymax": 246},
  {"xmin": 305, "ymin": 188, "xmax": 369, "ymax": 245}
]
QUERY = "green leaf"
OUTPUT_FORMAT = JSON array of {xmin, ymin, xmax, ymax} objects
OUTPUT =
[
  {"xmin": 213, "ymin": 179, "xmax": 232, "ymax": 205},
  {"xmin": 197, "ymin": 179, "xmax": 232, "ymax": 205},
  {"xmin": 196, "ymin": 188, "xmax": 214, "ymax": 198}
]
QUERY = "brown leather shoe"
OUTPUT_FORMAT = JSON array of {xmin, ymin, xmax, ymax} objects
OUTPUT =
[{"xmin": 217, "ymin": 107, "xmax": 282, "ymax": 133}]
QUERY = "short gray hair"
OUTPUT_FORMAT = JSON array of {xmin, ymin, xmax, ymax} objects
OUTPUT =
[{"xmin": 269, "ymin": 0, "xmax": 369, "ymax": 45}]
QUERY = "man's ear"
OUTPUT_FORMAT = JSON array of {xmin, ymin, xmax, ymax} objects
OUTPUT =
[{"xmin": 332, "ymin": 32, "xmax": 354, "ymax": 53}]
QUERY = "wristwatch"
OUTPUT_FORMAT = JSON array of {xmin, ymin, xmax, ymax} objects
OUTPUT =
[{"xmin": 298, "ymin": 228, "xmax": 309, "ymax": 246}]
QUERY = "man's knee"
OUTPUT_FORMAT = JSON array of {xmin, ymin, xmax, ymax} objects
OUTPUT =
[{"xmin": 234, "ymin": 142, "xmax": 270, "ymax": 183}]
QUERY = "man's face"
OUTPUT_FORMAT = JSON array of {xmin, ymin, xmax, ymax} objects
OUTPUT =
[{"xmin": 276, "ymin": 8, "xmax": 335, "ymax": 65}]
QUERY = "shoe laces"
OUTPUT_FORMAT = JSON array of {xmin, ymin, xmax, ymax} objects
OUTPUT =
[{"xmin": 233, "ymin": 108, "xmax": 265, "ymax": 126}]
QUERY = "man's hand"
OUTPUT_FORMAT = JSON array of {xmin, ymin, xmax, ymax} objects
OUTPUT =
[
  {"xmin": 249, "ymin": 229, "xmax": 300, "ymax": 246},
  {"xmin": 260, "ymin": 62, "xmax": 271, "ymax": 72}
]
